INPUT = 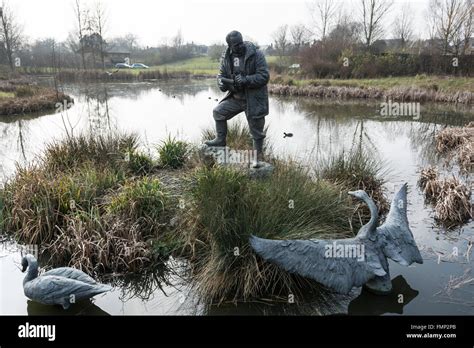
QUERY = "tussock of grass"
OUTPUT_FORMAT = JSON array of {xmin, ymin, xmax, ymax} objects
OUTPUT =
[
  {"xmin": 435, "ymin": 123, "xmax": 474, "ymax": 172},
  {"xmin": 127, "ymin": 151, "xmax": 155, "ymax": 175},
  {"xmin": 418, "ymin": 167, "xmax": 472, "ymax": 226},
  {"xmin": 183, "ymin": 161, "xmax": 355, "ymax": 302},
  {"xmin": 106, "ymin": 177, "xmax": 168, "ymax": 221},
  {"xmin": 318, "ymin": 149, "xmax": 389, "ymax": 217},
  {"xmin": 42, "ymin": 132, "xmax": 155, "ymax": 176},
  {"xmin": 418, "ymin": 166, "xmax": 441, "ymax": 201},
  {"xmin": 157, "ymin": 136, "xmax": 189, "ymax": 169},
  {"xmin": 434, "ymin": 178, "xmax": 472, "ymax": 225}
]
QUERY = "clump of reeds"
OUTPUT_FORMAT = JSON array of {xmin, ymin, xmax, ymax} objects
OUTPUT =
[
  {"xmin": 318, "ymin": 149, "xmax": 389, "ymax": 218},
  {"xmin": 435, "ymin": 124, "xmax": 474, "ymax": 172},
  {"xmin": 157, "ymin": 136, "xmax": 190, "ymax": 169},
  {"xmin": 418, "ymin": 166, "xmax": 441, "ymax": 201},
  {"xmin": 418, "ymin": 167, "xmax": 472, "ymax": 225},
  {"xmin": 182, "ymin": 162, "xmax": 356, "ymax": 303},
  {"xmin": 42, "ymin": 132, "xmax": 148, "ymax": 175},
  {"xmin": 434, "ymin": 178, "xmax": 472, "ymax": 224},
  {"xmin": 0, "ymin": 132, "xmax": 178, "ymax": 275}
]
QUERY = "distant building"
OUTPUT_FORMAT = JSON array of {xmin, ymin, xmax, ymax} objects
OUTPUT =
[
  {"xmin": 372, "ymin": 39, "xmax": 408, "ymax": 53},
  {"xmin": 105, "ymin": 49, "xmax": 130, "ymax": 66},
  {"xmin": 76, "ymin": 46, "xmax": 130, "ymax": 68}
]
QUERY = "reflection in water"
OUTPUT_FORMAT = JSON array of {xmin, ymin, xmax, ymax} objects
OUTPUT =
[
  {"xmin": 103, "ymin": 258, "xmax": 186, "ymax": 302},
  {"xmin": 348, "ymin": 275, "xmax": 419, "ymax": 315},
  {"xmin": 27, "ymin": 299, "xmax": 110, "ymax": 316},
  {"xmin": 205, "ymin": 286, "xmax": 358, "ymax": 316}
]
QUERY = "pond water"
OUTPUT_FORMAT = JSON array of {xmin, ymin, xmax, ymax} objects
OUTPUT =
[{"xmin": 0, "ymin": 79, "xmax": 473, "ymax": 315}]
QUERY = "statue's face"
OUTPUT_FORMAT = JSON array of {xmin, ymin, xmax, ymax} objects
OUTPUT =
[{"xmin": 230, "ymin": 42, "xmax": 245, "ymax": 55}]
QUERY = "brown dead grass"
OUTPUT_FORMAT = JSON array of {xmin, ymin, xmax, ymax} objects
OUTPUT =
[
  {"xmin": 435, "ymin": 123, "xmax": 474, "ymax": 172},
  {"xmin": 418, "ymin": 167, "xmax": 472, "ymax": 225}
]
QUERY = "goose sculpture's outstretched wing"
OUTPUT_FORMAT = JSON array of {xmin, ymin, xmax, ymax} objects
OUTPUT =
[
  {"xmin": 249, "ymin": 236, "xmax": 385, "ymax": 294},
  {"xmin": 377, "ymin": 183, "xmax": 423, "ymax": 266}
]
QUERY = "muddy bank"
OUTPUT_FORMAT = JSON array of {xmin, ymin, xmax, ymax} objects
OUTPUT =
[
  {"xmin": 268, "ymin": 84, "xmax": 474, "ymax": 104},
  {"xmin": 0, "ymin": 78, "xmax": 73, "ymax": 116}
]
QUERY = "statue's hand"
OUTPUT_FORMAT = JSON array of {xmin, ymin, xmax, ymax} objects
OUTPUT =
[
  {"xmin": 217, "ymin": 78, "xmax": 227, "ymax": 92},
  {"xmin": 234, "ymin": 74, "xmax": 248, "ymax": 88}
]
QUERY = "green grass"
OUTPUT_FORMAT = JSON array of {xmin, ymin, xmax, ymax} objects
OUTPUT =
[
  {"xmin": 157, "ymin": 136, "xmax": 190, "ymax": 169},
  {"xmin": 106, "ymin": 177, "xmax": 168, "ymax": 221},
  {"xmin": 154, "ymin": 56, "xmax": 219, "ymax": 75},
  {"xmin": 0, "ymin": 91, "xmax": 14, "ymax": 99}
]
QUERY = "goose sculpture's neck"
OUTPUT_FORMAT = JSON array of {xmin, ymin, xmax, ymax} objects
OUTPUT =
[
  {"xmin": 358, "ymin": 194, "xmax": 379, "ymax": 240},
  {"xmin": 23, "ymin": 255, "xmax": 39, "ymax": 285}
]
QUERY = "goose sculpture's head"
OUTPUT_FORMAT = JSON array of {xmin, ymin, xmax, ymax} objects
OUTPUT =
[
  {"xmin": 348, "ymin": 189, "xmax": 370, "ymax": 202},
  {"xmin": 21, "ymin": 254, "xmax": 36, "ymax": 272},
  {"xmin": 21, "ymin": 254, "xmax": 38, "ymax": 279}
]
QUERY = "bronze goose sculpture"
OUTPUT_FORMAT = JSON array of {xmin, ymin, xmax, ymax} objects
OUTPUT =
[
  {"xmin": 250, "ymin": 183, "xmax": 423, "ymax": 294},
  {"xmin": 21, "ymin": 254, "xmax": 112, "ymax": 309}
]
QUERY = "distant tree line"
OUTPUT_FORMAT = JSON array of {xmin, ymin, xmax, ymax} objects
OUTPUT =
[
  {"xmin": 270, "ymin": 0, "xmax": 474, "ymax": 77},
  {"xmin": 0, "ymin": 0, "xmax": 472, "ymax": 77}
]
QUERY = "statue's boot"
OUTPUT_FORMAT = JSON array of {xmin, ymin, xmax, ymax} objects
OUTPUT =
[
  {"xmin": 252, "ymin": 138, "xmax": 265, "ymax": 168},
  {"xmin": 205, "ymin": 120, "xmax": 227, "ymax": 147}
]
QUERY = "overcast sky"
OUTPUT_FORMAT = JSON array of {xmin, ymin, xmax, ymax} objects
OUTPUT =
[{"xmin": 11, "ymin": 0, "xmax": 431, "ymax": 46}]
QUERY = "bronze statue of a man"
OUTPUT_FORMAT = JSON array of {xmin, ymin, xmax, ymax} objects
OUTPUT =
[{"xmin": 205, "ymin": 30, "xmax": 270, "ymax": 168}]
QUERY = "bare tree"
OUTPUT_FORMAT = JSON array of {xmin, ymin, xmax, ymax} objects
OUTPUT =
[
  {"xmin": 392, "ymin": 3, "xmax": 414, "ymax": 49},
  {"xmin": 273, "ymin": 25, "xmax": 289, "ymax": 60},
  {"xmin": 74, "ymin": 0, "xmax": 87, "ymax": 69},
  {"xmin": 309, "ymin": 0, "xmax": 339, "ymax": 41},
  {"xmin": 290, "ymin": 24, "xmax": 311, "ymax": 52},
  {"xmin": 429, "ymin": 0, "xmax": 472, "ymax": 54},
  {"xmin": 93, "ymin": 0, "xmax": 107, "ymax": 69},
  {"xmin": 172, "ymin": 29, "xmax": 183, "ymax": 49},
  {"xmin": 461, "ymin": 0, "xmax": 473, "ymax": 55},
  {"xmin": 0, "ymin": 1, "xmax": 23, "ymax": 71},
  {"xmin": 359, "ymin": 0, "xmax": 394, "ymax": 47}
]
